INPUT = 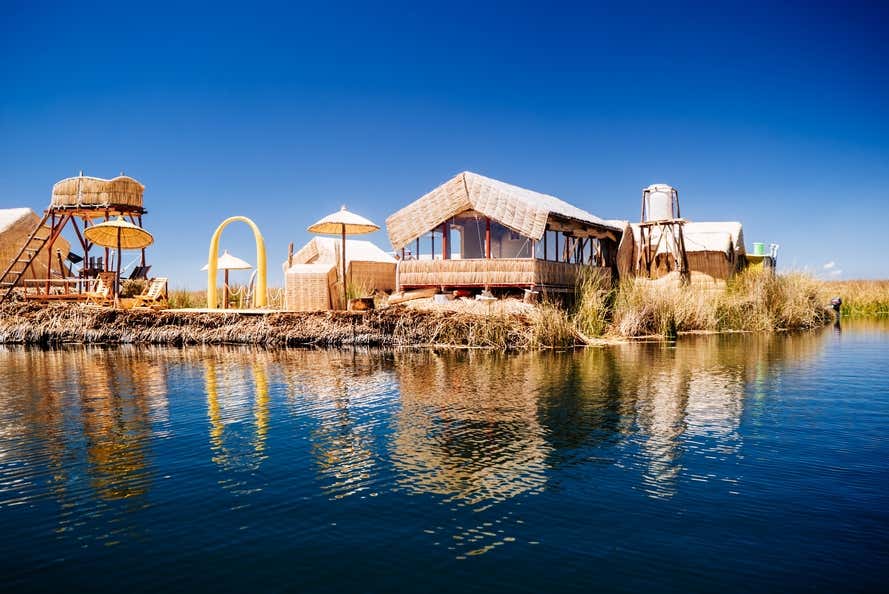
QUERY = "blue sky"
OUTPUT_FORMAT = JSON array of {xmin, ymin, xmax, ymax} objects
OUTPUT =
[{"xmin": 2, "ymin": 0, "xmax": 887, "ymax": 286}]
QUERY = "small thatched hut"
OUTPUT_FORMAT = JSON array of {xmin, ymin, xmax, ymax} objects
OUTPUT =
[
  {"xmin": 0, "ymin": 208, "xmax": 70, "ymax": 279},
  {"xmin": 630, "ymin": 221, "xmax": 745, "ymax": 282},
  {"xmin": 385, "ymin": 171, "xmax": 632, "ymax": 292},
  {"xmin": 284, "ymin": 237, "xmax": 396, "ymax": 311}
]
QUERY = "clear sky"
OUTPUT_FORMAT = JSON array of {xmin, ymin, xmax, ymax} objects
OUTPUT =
[{"xmin": 2, "ymin": 0, "xmax": 887, "ymax": 286}]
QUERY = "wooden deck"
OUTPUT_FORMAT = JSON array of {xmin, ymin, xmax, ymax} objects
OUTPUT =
[{"xmin": 397, "ymin": 258, "xmax": 609, "ymax": 291}]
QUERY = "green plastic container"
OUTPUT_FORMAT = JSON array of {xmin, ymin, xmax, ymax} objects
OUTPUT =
[{"xmin": 752, "ymin": 242, "xmax": 766, "ymax": 256}]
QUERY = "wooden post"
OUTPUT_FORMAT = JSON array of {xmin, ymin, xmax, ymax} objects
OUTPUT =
[
  {"xmin": 431, "ymin": 231, "xmax": 435, "ymax": 260},
  {"xmin": 57, "ymin": 250, "xmax": 69, "ymax": 295},
  {"xmin": 81, "ymin": 218, "xmax": 90, "ymax": 283},
  {"xmin": 45, "ymin": 212, "xmax": 56, "ymax": 294},
  {"xmin": 543, "ymin": 227, "xmax": 548, "ymax": 261},
  {"xmin": 442, "ymin": 222, "xmax": 449, "ymax": 260},
  {"xmin": 139, "ymin": 215, "xmax": 146, "ymax": 267},
  {"xmin": 224, "ymin": 268, "xmax": 230, "ymax": 309},
  {"xmin": 115, "ymin": 228, "xmax": 122, "ymax": 307},
  {"xmin": 415, "ymin": 238, "xmax": 420, "ymax": 260},
  {"xmin": 104, "ymin": 210, "xmax": 110, "ymax": 271},
  {"xmin": 287, "ymin": 242, "xmax": 294, "ymax": 268},
  {"xmin": 485, "ymin": 217, "xmax": 491, "ymax": 259},
  {"xmin": 341, "ymin": 224, "xmax": 347, "ymax": 309}
]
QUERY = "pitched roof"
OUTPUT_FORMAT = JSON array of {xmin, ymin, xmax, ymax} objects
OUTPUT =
[
  {"xmin": 0, "ymin": 208, "xmax": 33, "ymax": 235},
  {"xmin": 286, "ymin": 236, "xmax": 395, "ymax": 272},
  {"xmin": 385, "ymin": 171, "xmax": 624, "ymax": 250}
]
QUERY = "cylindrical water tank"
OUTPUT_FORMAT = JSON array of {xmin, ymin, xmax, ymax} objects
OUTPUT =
[{"xmin": 643, "ymin": 184, "xmax": 676, "ymax": 221}]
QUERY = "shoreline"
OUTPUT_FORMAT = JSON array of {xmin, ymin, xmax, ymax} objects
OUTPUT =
[
  {"xmin": 0, "ymin": 302, "xmax": 573, "ymax": 349},
  {"xmin": 0, "ymin": 301, "xmax": 837, "ymax": 350}
]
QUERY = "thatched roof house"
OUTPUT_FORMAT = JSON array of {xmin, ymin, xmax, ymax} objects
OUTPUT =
[
  {"xmin": 284, "ymin": 237, "xmax": 396, "ymax": 311},
  {"xmin": 0, "ymin": 208, "xmax": 70, "ymax": 280},
  {"xmin": 386, "ymin": 171, "xmax": 632, "ymax": 291}
]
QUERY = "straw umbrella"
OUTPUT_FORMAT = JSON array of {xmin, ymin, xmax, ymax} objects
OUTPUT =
[
  {"xmin": 201, "ymin": 250, "xmax": 252, "ymax": 309},
  {"xmin": 83, "ymin": 216, "xmax": 154, "ymax": 305},
  {"xmin": 307, "ymin": 206, "xmax": 379, "ymax": 309}
]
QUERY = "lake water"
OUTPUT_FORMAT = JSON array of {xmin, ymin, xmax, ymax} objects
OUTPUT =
[{"xmin": 1, "ymin": 321, "xmax": 887, "ymax": 593}]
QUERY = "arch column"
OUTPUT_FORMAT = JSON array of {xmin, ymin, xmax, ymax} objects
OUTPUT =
[{"xmin": 207, "ymin": 216, "xmax": 267, "ymax": 308}]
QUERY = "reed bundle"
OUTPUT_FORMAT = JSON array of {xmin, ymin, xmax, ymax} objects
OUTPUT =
[{"xmin": 0, "ymin": 302, "xmax": 581, "ymax": 349}]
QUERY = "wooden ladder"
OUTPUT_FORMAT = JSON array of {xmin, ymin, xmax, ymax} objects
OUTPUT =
[{"xmin": 0, "ymin": 211, "xmax": 53, "ymax": 304}]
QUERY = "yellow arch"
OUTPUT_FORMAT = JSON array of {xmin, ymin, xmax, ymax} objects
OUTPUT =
[{"xmin": 207, "ymin": 216, "xmax": 267, "ymax": 308}]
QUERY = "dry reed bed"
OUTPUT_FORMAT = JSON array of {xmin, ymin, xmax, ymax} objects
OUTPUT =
[
  {"xmin": 823, "ymin": 280, "xmax": 889, "ymax": 316},
  {"xmin": 574, "ymin": 270, "xmax": 833, "ymax": 338},
  {"xmin": 0, "ymin": 302, "xmax": 579, "ymax": 349},
  {"xmin": 0, "ymin": 271, "xmax": 844, "ymax": 349}
]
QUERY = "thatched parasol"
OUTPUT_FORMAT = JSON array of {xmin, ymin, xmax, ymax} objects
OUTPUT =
[
  {"xmin": 84, "ymin": 217, "xmax": 153, "ymax": 305},
  {"xmin": 201, "ymin": 250, "xmax": 252, "ymax": 309},
  {"xmin": 307, "ymin": 206, "xmax": 379, "ymax": 308}
]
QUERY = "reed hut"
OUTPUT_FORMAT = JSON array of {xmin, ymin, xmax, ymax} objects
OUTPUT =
[
  {"xmin": 630, "ymin": 221, "xmax": 745, "ymax": 282},
  {"xmin": 386, "ymin": 171, "xmax": 631, "ymax": 292},
  {"xmin": 0, "ymin": 208, "xmax": 70, "ymax": 280},
  {"xmin": 284, "ymin": 237, "xmax": 396, "ymax": 311}
]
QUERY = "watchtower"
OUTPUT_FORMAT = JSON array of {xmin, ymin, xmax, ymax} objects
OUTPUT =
[
  {"xmin": 0, "ymin": 173, "xmax": 149, "ymax": 302},
  {"xmin": 635, "ymin": 183, "xmax": 689, "ymax": 280}
]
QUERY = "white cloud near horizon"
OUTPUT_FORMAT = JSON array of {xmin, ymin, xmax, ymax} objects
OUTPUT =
[{"xmin": 823, "ymin": 261, "xmax": 836, "ymax": 269}]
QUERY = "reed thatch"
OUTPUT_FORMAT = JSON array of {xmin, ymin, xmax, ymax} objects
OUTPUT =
[
  {"xmin": 284, "ymin": 237, "xmax": 397, "ymax": 311},
  {"xmin": 629, "ymin": 221, "xmax": 746, "ymax": 281},
  {"xmin": 284, "ymin": 264, "xmax": 338, "ymax": 311},
  {"xmin": 386, "ymin": 171, "xmax": 625, "ymax": 250},
  {"xmin": 397, "ymin": 258, "xmax": 610, "ymax": 289},
  {"xmin": 0, "ymin": 302, "xmax": 572, "ymax": 349},
  {"xmin": 51, "ymin": 175, "xmax": 144, "ymax": 210},
  {"xmin": 0, "ymin": 208, "xmax": 71, "ymax": 279}
]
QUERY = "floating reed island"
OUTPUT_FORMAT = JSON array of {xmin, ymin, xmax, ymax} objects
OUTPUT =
[
  {"xmin": 0, "ymin": 270, "xmax": 837, "ymax": 349},
  {"xmin": 3, "ymin": 169, "xmax": 879, "ymax": 351}
]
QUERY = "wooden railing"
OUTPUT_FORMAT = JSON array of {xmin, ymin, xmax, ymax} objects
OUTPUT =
[{"xmin": 397, "ymin": 258, "xmax": 609, "ymax": 290}]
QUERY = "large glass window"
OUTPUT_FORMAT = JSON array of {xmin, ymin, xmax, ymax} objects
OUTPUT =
[
  {"xmin": 489, "ymin": 221, "xmax": 531, "ymax": 258},
  {"xmin": 450, "ymin": 211, "xmax": 486, "ymax": 259}
]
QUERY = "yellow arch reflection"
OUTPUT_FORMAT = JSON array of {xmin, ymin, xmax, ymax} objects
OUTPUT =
[{"xmin": 204, "ymin": 354, "xmax": 270, "ymax": 476}]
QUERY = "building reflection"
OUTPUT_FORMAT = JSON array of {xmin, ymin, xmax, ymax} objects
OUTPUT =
[
  {"xmin": 273, "ymin": 349, "xmax": 395, "ymax": 501},
  {"xmin": 0, "ymin": 326, "xmax": 830, "ymax": 554},
  {"xmin": 0, "ymin": 346, "xmax": 169, "ymax": 545},
  {"xmin": 605, "ymin": 332, "xmax": 825, "ymax": 498},
  {"xmin": 392, "ymin": 351, "xmax": 551, "ymax": 508},
  {"xmin": 203, "ymin": 349, "xmax": 270, "ymax": 492}
]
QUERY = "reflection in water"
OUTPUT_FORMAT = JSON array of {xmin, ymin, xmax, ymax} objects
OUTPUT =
[
  {"xmin": 0, "ymin": 327, "xmax": 834, "ymax": 561},
  {"xmin": 393, "ymin": 352, "xmax": 551, "ymax": 507},
  {"xmin": 204, "ymin": 351, "xmax": 270, "ymax": 494},
  {"xmin": 278, "ymin": 351, "xmax": 394, "ymax": 500},
  {"xmin": 0, "ymin": 347, "xmax": 169, "ymax": 547}
]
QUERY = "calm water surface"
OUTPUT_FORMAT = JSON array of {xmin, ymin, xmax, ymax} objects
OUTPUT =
[{"xmin": 1, "ymin": 321, "xmax": 887, "ymax": 593}]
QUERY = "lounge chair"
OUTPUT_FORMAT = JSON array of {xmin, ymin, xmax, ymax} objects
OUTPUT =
[
  {"xmin": 133, "ymin": 277, "xmax": 168, "ymax": 309},
  {"xmin": 84, "ymin": 272, "xmax": 115, "ymax": 306},
  {"xmin": 128, "ymin": 265, "xmax": 152, "ymax": 280}
]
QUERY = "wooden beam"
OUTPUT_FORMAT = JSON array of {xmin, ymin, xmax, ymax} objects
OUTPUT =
[
  {"xmin": 442, "ymin": 222, "xmax": 449, "ymax": 260},
  {"xmin": 543, "ymin": 226, "xmax": 548, "ymax": 261}
]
